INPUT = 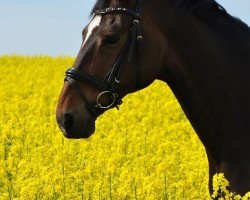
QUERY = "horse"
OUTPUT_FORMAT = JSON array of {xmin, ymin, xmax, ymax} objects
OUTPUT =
[{"xmin": 56, "ymin": 0, "xmax": 250, "ymax": 195}]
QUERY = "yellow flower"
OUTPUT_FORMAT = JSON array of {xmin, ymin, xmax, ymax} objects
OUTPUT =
[{"xmin": 0, "ymin": 56, "xmax": 249, "ymax": 199}]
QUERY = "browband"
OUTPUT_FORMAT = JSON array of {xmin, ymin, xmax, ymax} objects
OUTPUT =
[{"xmin": 94, "ymin": 7, "xmax": 142, "ymax": 19}]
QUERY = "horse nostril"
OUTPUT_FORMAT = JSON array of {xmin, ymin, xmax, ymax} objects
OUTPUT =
[{"xmin": 63, "ymin": 113, "xmax": 74, "ymax": 131}]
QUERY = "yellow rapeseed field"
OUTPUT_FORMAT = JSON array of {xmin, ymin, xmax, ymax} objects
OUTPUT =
[{"xmin": 0, "ymin": 56, "xmax": 249, "ymax": 199}]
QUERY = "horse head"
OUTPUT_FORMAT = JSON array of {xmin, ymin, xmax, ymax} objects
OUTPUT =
[{"xmin": 56, "ymin": 0, "xmax": 165, "ymax": 138}]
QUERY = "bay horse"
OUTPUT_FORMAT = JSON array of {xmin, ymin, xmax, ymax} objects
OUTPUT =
[{"xmin": 56, "ymin": 0, "xmax": 250, "ymax": 195}]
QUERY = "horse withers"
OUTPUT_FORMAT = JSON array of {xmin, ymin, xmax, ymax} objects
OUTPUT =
[{"xmin": 56, "ymin": 0, "xmax": 250, "ymax": 195}]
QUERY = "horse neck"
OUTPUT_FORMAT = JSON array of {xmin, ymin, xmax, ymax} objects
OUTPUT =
[{"xmin": 151, "ymin": 1, "xmax": 250, "ymax": 158}]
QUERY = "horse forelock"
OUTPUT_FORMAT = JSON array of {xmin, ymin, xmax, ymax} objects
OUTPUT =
[
  {"xmin": 91, "ymin": 0, "xmax": 111, "ymax": 16},
  {"xmin": 90, "ymin": 0, "xmax": 136, "ymax": 16}
]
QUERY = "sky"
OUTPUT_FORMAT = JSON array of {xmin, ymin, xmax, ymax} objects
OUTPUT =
[{"xmin": 0, "ymin": 0, "xmax": 249, "ymax": 56}]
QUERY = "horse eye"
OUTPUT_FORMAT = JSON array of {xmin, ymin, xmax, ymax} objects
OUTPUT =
[{"xmin": 102, "ymin": 35, "xmax": 120, "ymax": 46}]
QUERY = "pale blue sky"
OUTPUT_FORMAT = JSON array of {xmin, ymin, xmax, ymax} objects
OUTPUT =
[{"xmin": 0, "ymin": 0, "xmax": 249, "ymax": 56}]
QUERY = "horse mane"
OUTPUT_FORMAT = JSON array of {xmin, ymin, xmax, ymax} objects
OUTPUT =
[
  {"xmin": 90, "ymin": 0, "xmax": 224, "ymax": 15},
  {"xmin": 171, "ymin": 0, "xmax": 225, "ymax": 13},
  {"xmin": 174, "ymin": 0, "xmax": 249, "ymax": 32},
  {"xmin": 90, "ymin": 0, "xmax": 250, "ymax": 35}
]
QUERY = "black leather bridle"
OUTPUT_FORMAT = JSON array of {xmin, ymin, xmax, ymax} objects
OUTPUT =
[{"xmin": 64, "ymin": 0, "xmax": 142, "ymax": 117}]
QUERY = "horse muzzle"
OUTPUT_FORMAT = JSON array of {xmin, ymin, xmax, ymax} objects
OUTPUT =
[{"xmin": 56, "ymin": 110, "xmax": 96, "ymax": 139}]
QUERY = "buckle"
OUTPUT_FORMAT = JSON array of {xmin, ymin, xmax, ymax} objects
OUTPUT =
[{"xmin": 95, "ymin": 91, "xmax": 121, "ymax": 109}]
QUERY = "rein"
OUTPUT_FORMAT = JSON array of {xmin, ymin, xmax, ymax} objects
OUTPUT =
[{"xmin": 65, "ymin": 0, "xmax": 142, "ymax": 117}]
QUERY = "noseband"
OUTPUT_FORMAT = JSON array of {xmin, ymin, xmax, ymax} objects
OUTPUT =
[{"xmin": 64, "ymin": 0, "xmax": 142, "ymax": 117}]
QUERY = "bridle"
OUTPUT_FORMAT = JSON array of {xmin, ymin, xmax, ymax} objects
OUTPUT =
[{"xmin": 64, "ymin": 0, "xmax": 142, "ymax": 118}]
